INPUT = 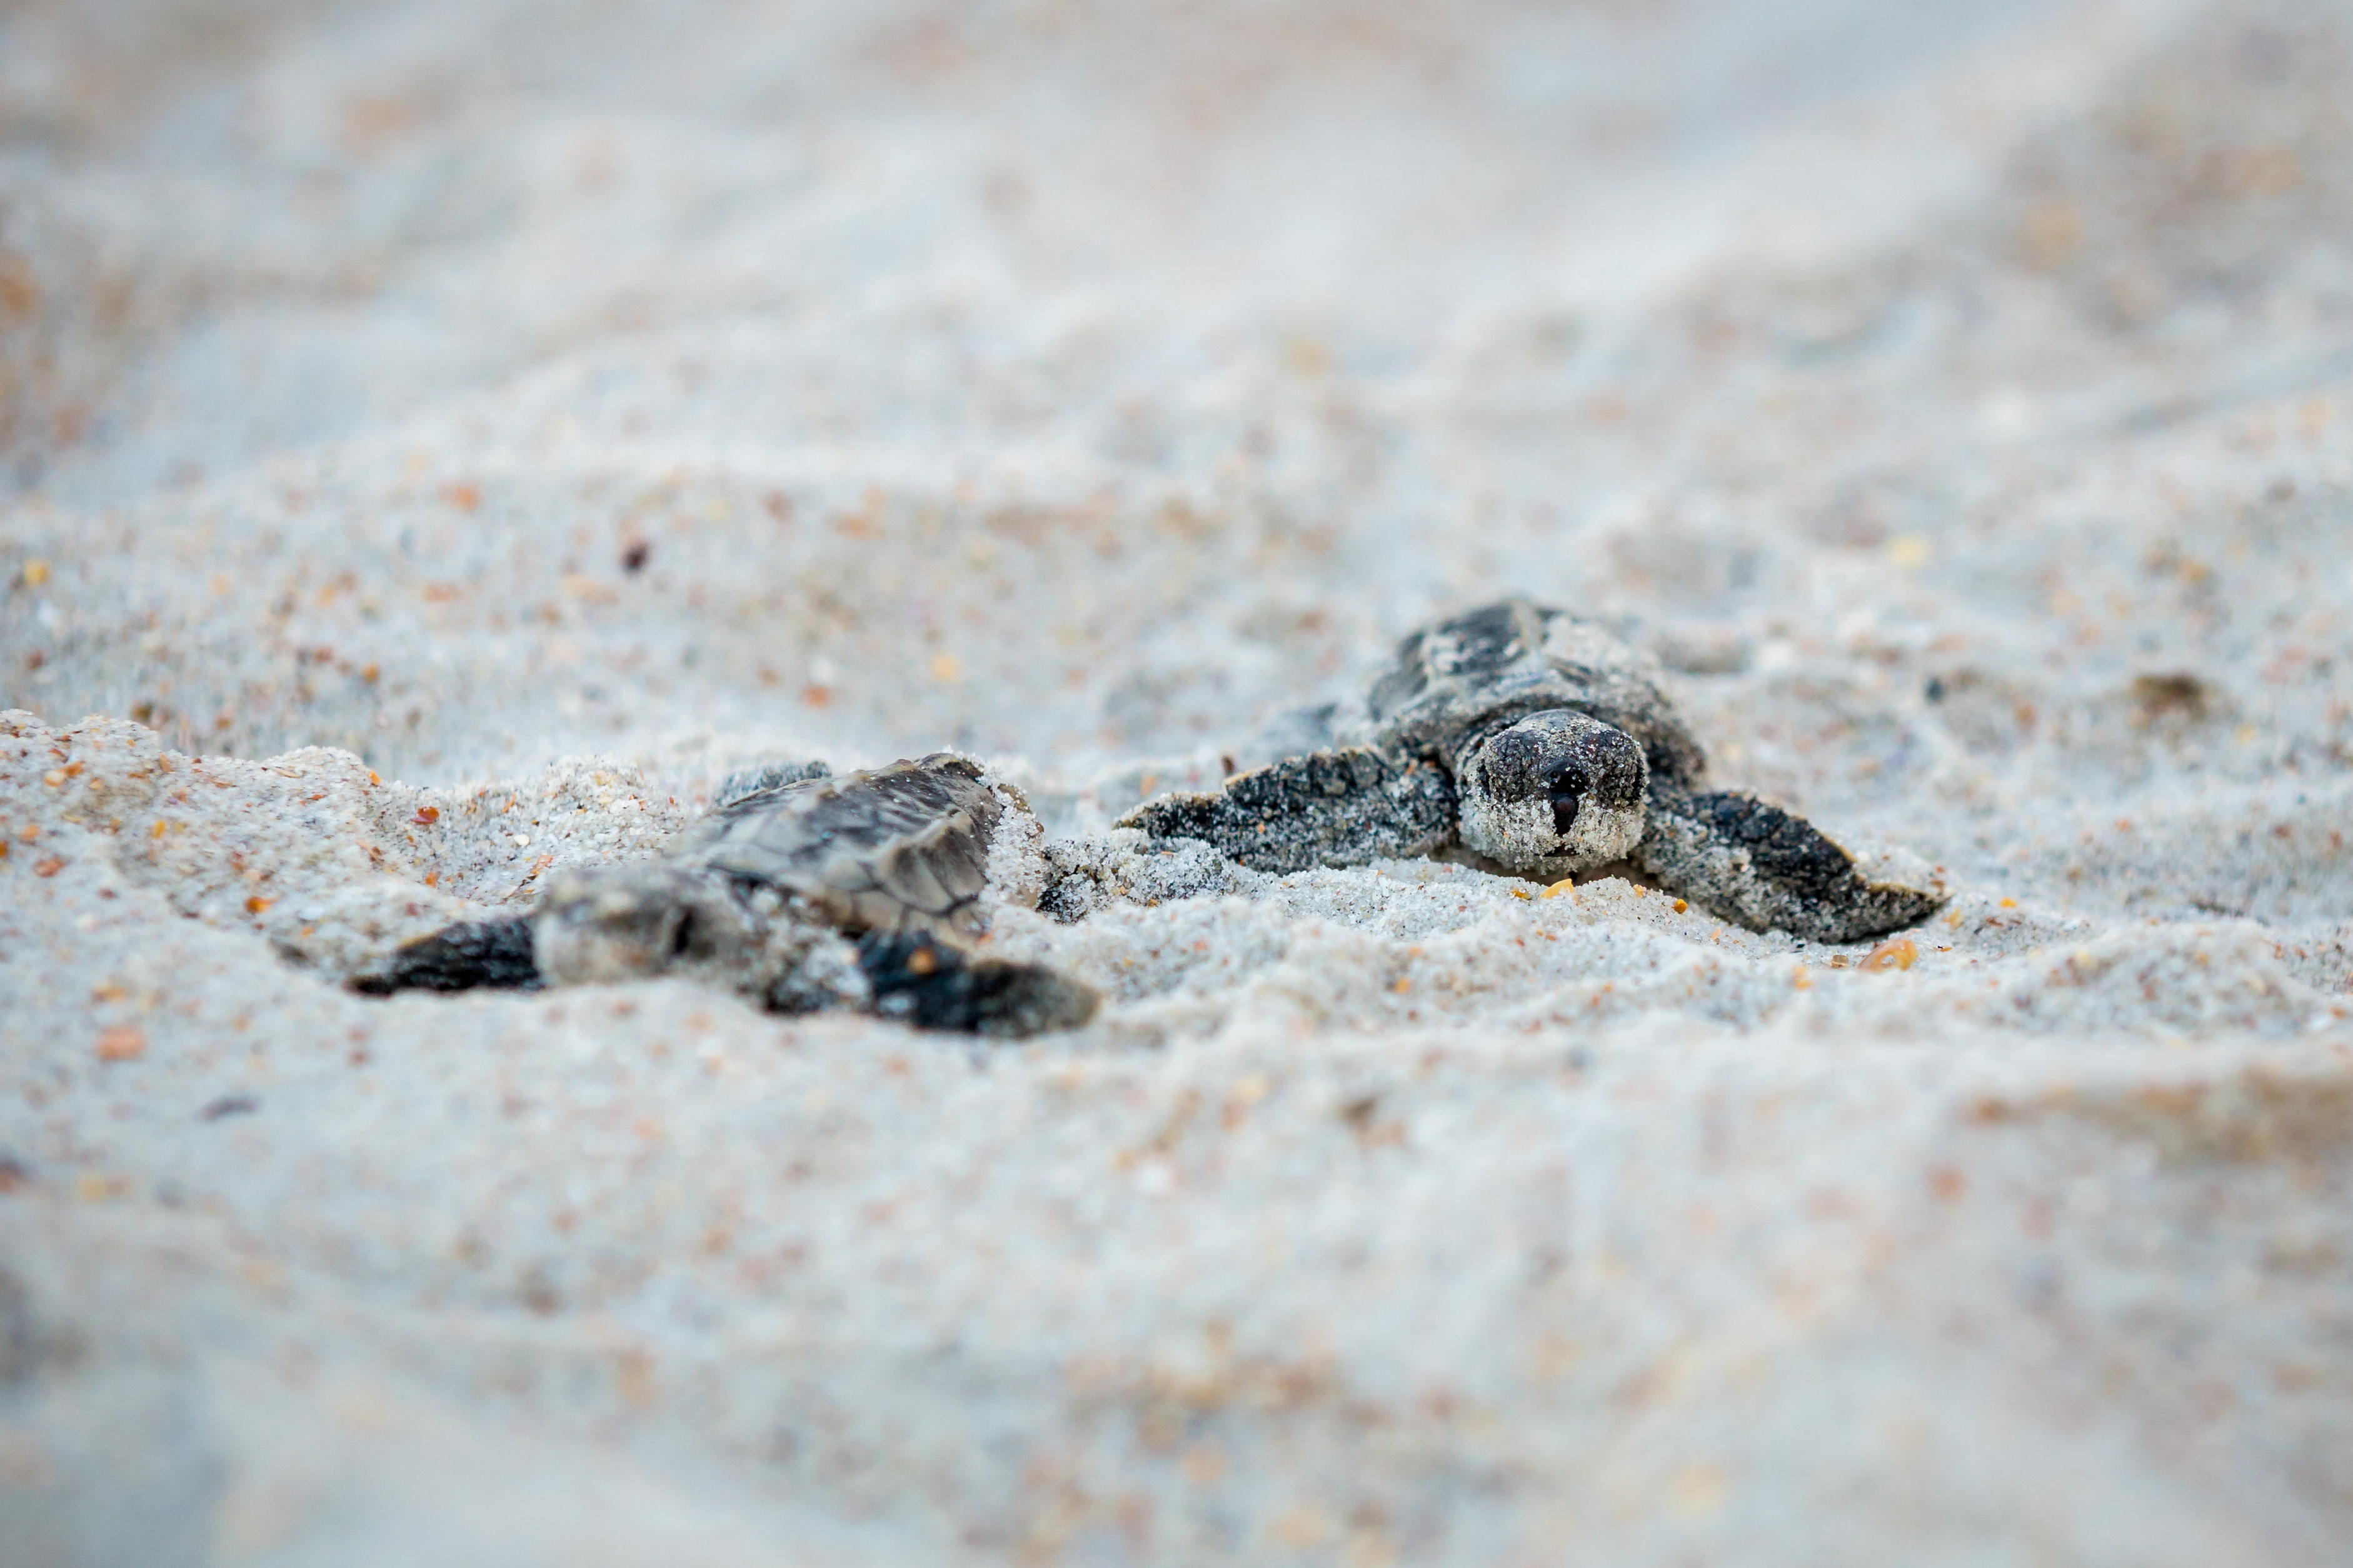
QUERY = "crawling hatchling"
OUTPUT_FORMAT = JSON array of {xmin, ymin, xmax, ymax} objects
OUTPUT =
[
  {"xmin": 359, "ymin": 755, "xmax": 1098, "ymax": 1037},
  {"xmin": 1122, "ymin": 598, "xmax": 1945, "ymax": 944}
]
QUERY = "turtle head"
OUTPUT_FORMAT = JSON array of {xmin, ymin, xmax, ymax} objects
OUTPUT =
[
  {"xmin": 533, "ymin": 863, "xmax": 761, "ymax": 985},
  {"xmin": 1454, "ymin": 708, "xmax": 1648, "ymax": 874}
]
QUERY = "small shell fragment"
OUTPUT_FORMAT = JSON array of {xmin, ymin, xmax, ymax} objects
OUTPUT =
[{"xmin": 1861, "ymin": 937, "xmax": 1919, "ymax": 972}]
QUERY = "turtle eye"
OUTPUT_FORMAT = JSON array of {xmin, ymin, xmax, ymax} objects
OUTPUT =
[
  {"xmin": 670, "ymin": 909, "xmax": 696, "ymax": 958},
  {"xmin": 1545, "ymin": 762, "xmax": 1588, "ymax": 836}
]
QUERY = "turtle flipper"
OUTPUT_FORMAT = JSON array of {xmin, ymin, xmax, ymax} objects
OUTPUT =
[
  {"xmin": 1636, "ymin": 790, "xmax": 1945, "ymax": 944},
  {"xmin": 858, "ymin": 932, "xmax": 1099, "ymax": 1037},
  {"xmin": 1118, "ymin": 747, "xmax": 1456, "ymax": 874},
  {"xmin": 351, "ymin": 916, "xmax": 542, "ymax": 994}
]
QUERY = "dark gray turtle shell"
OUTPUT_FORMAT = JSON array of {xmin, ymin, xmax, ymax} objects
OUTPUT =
[
  {"xmin": 1365, "ymin": 598, "xmax": 1707, "ymax": 788},
  {"xmin": 668, "ymin": 752, "xmax": 1001, "ymax": 942}
]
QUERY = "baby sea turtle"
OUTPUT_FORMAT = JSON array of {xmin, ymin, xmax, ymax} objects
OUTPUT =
[
  {"xmin": 1121, "ymin": 598, "xmax": 1944, "ymax": 944},
  {"xmin": 360, "ymin": 754, "xmax": 1098, "ymax": 1037}
]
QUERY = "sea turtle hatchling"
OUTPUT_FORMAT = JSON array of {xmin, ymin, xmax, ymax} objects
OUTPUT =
[
  {"xmin": 359, "ymin": 754, "xmax": 1099, "ymax": 1037},
  {"xmin": 1121, "ymin": 598, "xmax": 1945, "ymax": 944}
]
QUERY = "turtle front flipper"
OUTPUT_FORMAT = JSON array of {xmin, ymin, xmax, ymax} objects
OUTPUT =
[
  {"xmin": 351, "ymin": 916, "xmax": 542, "ymax": 994},
  {"xmin": 1636, "ymin": 790, "xmax": 1945, "ymax": 944},
  {"xmin": 858, "ymin": 932, "xmax": 1100, "ymax": 1037},
  {"xmin": 1119, "ymin": 747, "xmax": 1455, "ymax": 874}
]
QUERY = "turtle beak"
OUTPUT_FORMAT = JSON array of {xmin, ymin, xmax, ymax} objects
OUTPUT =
[{"xmin": 1456, "ymin": 710, "xmax": 1648, "ymax": 872}]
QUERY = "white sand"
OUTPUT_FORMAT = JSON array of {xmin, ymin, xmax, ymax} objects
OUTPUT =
[{"xmin": 4, "ymin": 0, "xmax": 2353, "ymax": 1561}]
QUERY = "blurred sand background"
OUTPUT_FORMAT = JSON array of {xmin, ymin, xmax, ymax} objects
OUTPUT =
[{"xmin": 4, "ymin": 0, "xmax": 2353, "ymax": 1562}]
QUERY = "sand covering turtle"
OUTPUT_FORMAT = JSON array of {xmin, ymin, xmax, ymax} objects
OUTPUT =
[
  {"xmin": 1122, "ymin": 598, "xmax": 1945, "ymax": 944},
  {"xmin": 360, "ymin": 755, "xmax": 1098, "ymax": 1036}
]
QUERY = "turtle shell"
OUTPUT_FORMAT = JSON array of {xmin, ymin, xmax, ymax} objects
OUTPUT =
[
  {"xmin": 1365, "ymin": 598, "xmax": 1707, "ymax": 788},
  {"xmin": 669, "ymin": 752, "xmax": 1002, "ymax": 942}
]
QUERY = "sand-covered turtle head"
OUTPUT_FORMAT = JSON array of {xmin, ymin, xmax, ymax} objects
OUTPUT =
[
  {"xmin": 1355, "ymin": 599, "xmax": 1691, "ymax": 876},
  {"xmin": 533, "ymin": 862, "xmax": 764, "ymax": 986},
  {"xmin": 1453, "ymin": 708, "xmax": 1648, "ymax": 876}
]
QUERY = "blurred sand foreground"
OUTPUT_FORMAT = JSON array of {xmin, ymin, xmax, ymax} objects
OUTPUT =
[{"xmin": 4, "ymin": 0, "xmax": 2353, "ymax": 1562}]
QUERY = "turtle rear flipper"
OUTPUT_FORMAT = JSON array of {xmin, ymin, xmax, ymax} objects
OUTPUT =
[
  {"xmin": 1119, "ymin": 747, "xmax": 1455, "ymax": 874},
  {"xmin": 1637, "ymin": 790, "xmax": 1945, "ymax": 944},
  {"xmin": 352, "ymin": 916, "xmax": 541, "ymax": 994},
  {"xmin": 858, "ymin": 933, "xmax": 1098, "ymax": 1037}
]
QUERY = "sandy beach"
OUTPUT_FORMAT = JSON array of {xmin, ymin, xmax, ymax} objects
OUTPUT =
[{"xmin": 4, "ymin": 0, "xmax": 2352, "ymax": 1561}]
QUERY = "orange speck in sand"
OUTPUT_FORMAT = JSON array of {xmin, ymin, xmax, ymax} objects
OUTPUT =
[{"xmin": 96, "ymin": 1026, "xmax": 147, "ymax": 1062}]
